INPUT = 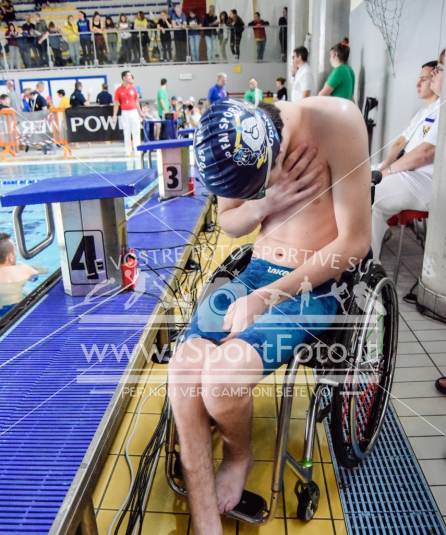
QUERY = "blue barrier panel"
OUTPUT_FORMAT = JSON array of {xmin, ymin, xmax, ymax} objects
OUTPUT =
[{"xmin": 0, "ymin": 186, "xmax": 209, "ymax": 533}]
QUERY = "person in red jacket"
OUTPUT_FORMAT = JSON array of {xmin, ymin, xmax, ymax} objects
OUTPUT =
[
  {"xmin": 248, "ymin": 12, "xmax": 269, "ymax": 62},
  {"xmin": 112, "ymin": 70, "xmax": 143, "ymax": 157}
]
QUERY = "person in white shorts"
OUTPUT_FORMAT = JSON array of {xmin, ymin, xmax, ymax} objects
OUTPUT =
[
  {"xmin": 112, "ymin": 71, "xmax": 143, "ymax": 156},
  {"xmin": 372, "ymin": 58, "xmax": 442, "ymax": 260},
  {"xmin": 291, "ymin": 46, "xmax": 314, "ymax": 101}
]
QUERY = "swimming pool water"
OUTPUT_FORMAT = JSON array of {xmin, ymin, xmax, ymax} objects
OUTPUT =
[{"xmin": 0, "ymin": 159, "xmax": 151, "ymax": 300}]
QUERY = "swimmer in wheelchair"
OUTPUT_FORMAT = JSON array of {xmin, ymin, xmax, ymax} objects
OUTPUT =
[{"xmin": 166, "ymin": 97, "xmax": 398, "ymax": 534}]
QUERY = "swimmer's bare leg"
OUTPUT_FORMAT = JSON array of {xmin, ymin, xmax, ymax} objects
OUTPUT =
[
  {"xmin": 201, "ymin": 339, "xmax": 264, "ymax": 513},
  {"xmin": 168, "ymin": 338, "xmax": 222, "ymax": 535}
]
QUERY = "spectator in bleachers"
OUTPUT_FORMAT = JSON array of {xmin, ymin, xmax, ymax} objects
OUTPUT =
[
  {"xmin": 105, "ymin": 16, "xmax": 118, "ymax": 63},
  {"xmin": 157, "ymin": 10, "xmax": 172, "ymax": 62},
  {"xmin": 275, "ymin": 76, "xmax": 287, "ymax": 101},
  {"xmin": 319, "ymin": 38, "xmax": 355, "ymax": 100},
  {"xmin": 372, "ymin": 57, "xmax": 441, "ymax": 260},
  {"xmin": 291, "ymin": 46, "xmax": 314, "ymax": 101},
  {"xmin": 133, "ymin": 12, "xmax": 150, "ymax": 63},
  {"xmin": 92, "ymin": 12, "xmax": 108, "ymax": 64},
  {"xmin": 244, "ymin": 78, "xmax": 263, "ymax": 107},
  {"xmin": 207, "ymin": 72, "xmax": 227, "ymax": 105},
  {"xmin": 19, "ymin": 18, "xmax": 37, "ymax": 68},
  {"xmin": 278, "ymin": 7, "xmax": 287, "ymax": 62},
  {"xmin": 5, "ymin": 24, "xmax": 21, "ymax": 70},
  {"xmin": 156, "ymin": 78, "xmax": 170, "ymax": 118},
  {"xmin": 229, "ymin": 9, "xmax": 244, "ymax": 61},
  {"xmin": 56, "ymin": 89, "xmax": 70, "ymax": 109},
  {"xmin": 17, "ymin": 26, "xmax": 33, "ymax": 68},
  {"xmin": 30, "ymin": 82, "xmax": 48, "ymax": 111},
  {"xmin": 171, "ymin": 4, "xmax": 187, "ymax": 62},
  {"xmin": 96, "ymin": 83, "xmax": 112, "ymax": 105},
  {"xmin": 34, "ymin": 0, "xmax": 48, "ymax": 11},
  {"xmin": 218, "ymin": 11, "xmax": 230, "ymax": 61},
  {"xmin": 118, "ymin": 14, "xmax": 132, "ymax": 63},
  {"xmin": 203, "ymin": 5, "xmax": 218, "ymax": 61},
  {"xmin": 129, "ymin": 19, "xmax": 140, "ymax": 63},
  {"xmin": 70, "ymin": 81, "xmax": 87, "ymax": 107},
  {"xmin": 64, "ymin": 15, "xmax": 80, "ymax": 66},
  {"xmin": 77, "ymin": 11, "xmax": 93, "ymax": 65},
  {"xmin": 22, "ymin": 88, "xmax": 32, "ymax": 112},
  {"xmin": 187, "ymin": 9, "xmax": 201, "ymax": 62},
  {"xmin": 248, "ymin": 12, "xmax": 270, "ymax": 62},
  {"xmin": 47, "ymin": 22, "xmax": 65, "ymax": 67},
  {"xmin": 2, "ymin": 0, "xmax": 15, "ymax": 24},
  {"xmin": 23, "ymin": 15, "xmax": 40, "ymax": 66},
  {"xmin": 34, "ymin": 13, "xmax": 49, "ymax": 67}
]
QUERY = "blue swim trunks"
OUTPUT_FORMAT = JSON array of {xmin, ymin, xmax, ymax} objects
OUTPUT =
[{"xmin": 184, "ymin": 256, "xmax": 339, "ymax": 375}]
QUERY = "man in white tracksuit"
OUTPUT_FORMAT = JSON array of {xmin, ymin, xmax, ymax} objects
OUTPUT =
[
  {"xmin": 372, "ymin": 59, "xmax": 441, "ymax": 260},
  {"xmin": 112, "ymin": 70, "xmax": 143, "ymax": 156}
]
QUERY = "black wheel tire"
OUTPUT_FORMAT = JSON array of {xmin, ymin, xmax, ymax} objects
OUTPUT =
[
  {"xmin": 295, "ymin": 481, "xmax": 320, "ymax": 521},
  {"xmin": 329, "ymin": 263, "xmax": 398, "ymax": 469}
]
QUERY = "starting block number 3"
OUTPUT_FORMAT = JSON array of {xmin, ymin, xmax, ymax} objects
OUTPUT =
[
  {"xmin": 65, "ymin": 230, "xmax": 107, "ymax": 285},
  {"xmin": 164, "ymin": 164, "xmax": 182, "ymax": 191}
]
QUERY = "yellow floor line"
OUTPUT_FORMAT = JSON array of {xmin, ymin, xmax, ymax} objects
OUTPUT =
[{"xmin": 93, "ymin": 228, "xmax": 347, "ymax": 534}]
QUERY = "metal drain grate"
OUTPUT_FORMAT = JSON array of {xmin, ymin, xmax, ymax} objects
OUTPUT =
[{"xmin": 329, "ymin": 406, "xmax": 446, "ymax": 534}]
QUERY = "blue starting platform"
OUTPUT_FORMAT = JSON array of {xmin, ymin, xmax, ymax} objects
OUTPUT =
[
  {"xmin": 0, "ymin": 182, "xmax": 210, "ymax": 533},
  {"xmin": 0, "ymin": 170, "xmax": 153, "ymax": 207},
  {"xmin": 137, "ymin": 138, "xmax": 193, "ymax": 152}
]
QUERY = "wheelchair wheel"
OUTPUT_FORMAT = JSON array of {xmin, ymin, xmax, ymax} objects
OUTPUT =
[{"xmin": 330, "ymin": 263, "xmax": 398, "ymax": 468}]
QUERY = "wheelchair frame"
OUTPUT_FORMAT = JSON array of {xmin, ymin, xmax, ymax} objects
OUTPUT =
[{"xmin": 165, "ymin": 244, "xmax": 399, "ymax": 525}]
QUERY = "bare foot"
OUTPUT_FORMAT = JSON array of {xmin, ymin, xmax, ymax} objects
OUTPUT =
[{"xmin": 215, "ymin": 452, "xmax": 254, "ymax": 514}]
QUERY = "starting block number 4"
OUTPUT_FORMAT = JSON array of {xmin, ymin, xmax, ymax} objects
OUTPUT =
[{"xmin": 65, "ymin": 230, "xmax": 107, "ymax": 285}]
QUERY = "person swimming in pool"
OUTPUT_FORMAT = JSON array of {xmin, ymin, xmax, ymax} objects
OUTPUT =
[
  {"xmin": 168, "ymin": 96, "xmax": 371, "ymax": 535},
  {"xmin": 0, "ymin": 233, "xmax": 39, "ymax": 314}
]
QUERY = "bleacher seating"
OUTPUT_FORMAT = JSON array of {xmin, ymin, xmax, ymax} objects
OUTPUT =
[{"xmin": 11, "ymin": 0, "xmax": 176, "ymax": 23}]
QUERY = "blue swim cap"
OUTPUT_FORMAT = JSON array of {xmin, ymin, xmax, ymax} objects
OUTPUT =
[{"xmin": 193, "ymin": 99, "xmax": 281, "ymax": 199}]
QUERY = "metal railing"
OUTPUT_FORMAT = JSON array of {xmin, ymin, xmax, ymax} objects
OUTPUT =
[
  {"xmin": 1, "ymin": 24, "xmax": 287, "ymax": 70},
  {"xmin": 13, "ymin": 203, "xmax": 55, "ymax": 259}
]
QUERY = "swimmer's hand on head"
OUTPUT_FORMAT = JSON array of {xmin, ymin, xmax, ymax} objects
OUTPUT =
[{"xmin": 218, "ymin": 143, "xmax": 323, "ymax": 238}]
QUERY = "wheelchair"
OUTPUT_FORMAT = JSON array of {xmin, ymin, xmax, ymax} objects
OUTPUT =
[{"xmin": 165, "ymin": 241, "xmax": 399, "ymax": 525}]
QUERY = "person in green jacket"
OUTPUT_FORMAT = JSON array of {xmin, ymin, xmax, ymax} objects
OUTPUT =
[
  {"xmin": 243, "ymin": 78, "xmax": 263, "ymax": 107},
  {"xmin": 319, "ymin": 37, "xmax": 355, "ymax": 100},
  {"xmin": 156, "ymin": 77, "xmax": 171, "ymax": 118}
]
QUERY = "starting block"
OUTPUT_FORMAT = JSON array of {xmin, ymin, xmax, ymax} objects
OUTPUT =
[
  {"xmin": 137, "ymin": 138, "xmax": 194, "ymax": 200},
  {"xmin": 178, "ymin": 127, "xmax": 196, "ymax": 138},
  {"xmin": 1, "ymin": 170, "xmax": 156, "ymax": 296}
]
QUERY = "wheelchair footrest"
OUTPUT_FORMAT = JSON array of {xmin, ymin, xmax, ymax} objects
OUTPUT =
[{"xmin": 226, "ymin": 490, "xmax": 268, "ymax": 524}]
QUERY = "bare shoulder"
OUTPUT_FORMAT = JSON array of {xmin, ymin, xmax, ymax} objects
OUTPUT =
[{"xmin": 276, "ymin": 96, "xmax": 367, "ymax": 139}]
